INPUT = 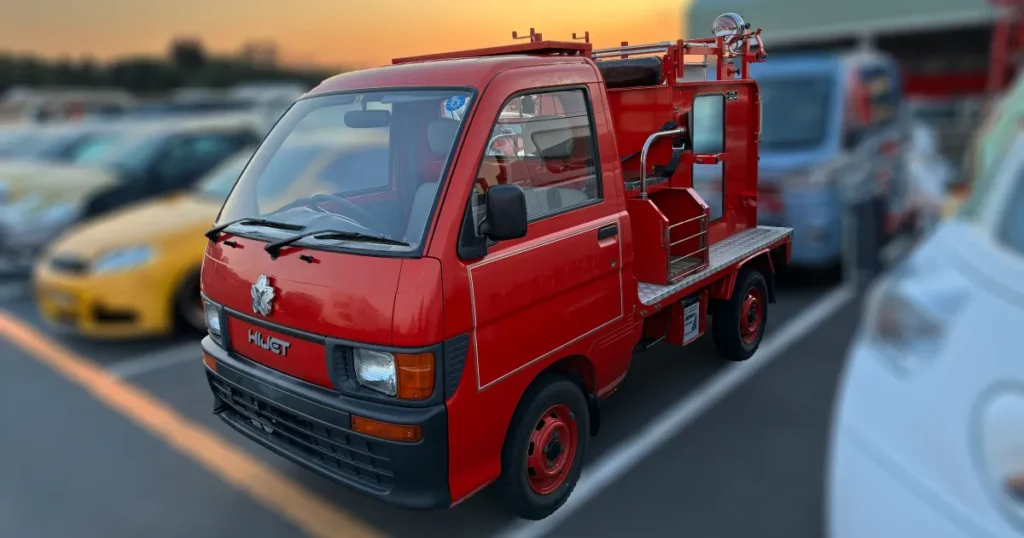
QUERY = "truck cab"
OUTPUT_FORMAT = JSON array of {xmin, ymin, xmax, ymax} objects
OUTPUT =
[{"xmin": 200, "ymin": 14, "xmax": 791, "ymax": 520}]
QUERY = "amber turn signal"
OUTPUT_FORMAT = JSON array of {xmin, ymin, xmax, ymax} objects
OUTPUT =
[
  {"xmin": 351, "ymin": 416, "xmax": 423, "ymax": 442},
  {"xmin": 203, "ymin": 352, "xmax": 217, "ymax": 371},
  {"xmin": 395, "ymin": 352, "xmax": 434, "ymax": 400}
]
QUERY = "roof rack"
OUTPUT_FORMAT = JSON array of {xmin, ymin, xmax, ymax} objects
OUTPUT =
[{"xmin": 392, "ymin": 14, "xmax": 766, "ymax": 80}]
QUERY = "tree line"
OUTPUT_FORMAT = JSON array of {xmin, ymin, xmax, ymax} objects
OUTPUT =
[{"xmin": 0, "ymin": 38, "xmax": 339, "ymax": 96}]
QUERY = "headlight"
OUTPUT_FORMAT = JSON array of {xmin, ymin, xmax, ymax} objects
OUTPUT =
[
  {"xmin": 353, "ymin": 349, "xmax": 398, "ymax": 396},
  {"xmin": 352, "ymin": 348, "xmax": 436, "ymax": 400},
  {"xmin": 975, "ymin": 385, "xmax": 1024, "ymax": 529},
  {"xmin": 861, "ymin": 253, "xmax": 968, "ymax": 375},
  {"xmin": 92, "ymin": 246, "xmax": 155, "ymax": 273},
  {"xmin": 204, "ymin": 300, "xmax": 222, "ymax": 340}
]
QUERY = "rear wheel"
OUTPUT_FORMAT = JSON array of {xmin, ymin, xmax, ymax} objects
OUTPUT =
[
  {"xmin": 499, "ymin": 374, "xmax": 589, "ymax": 520},
  {"xmin": 173, "ymin": 271, "xmax": 205, "ymax": 334},
  {"xmin": 711, "ymin": 267, "xmax": 768, "ymax": 361}
]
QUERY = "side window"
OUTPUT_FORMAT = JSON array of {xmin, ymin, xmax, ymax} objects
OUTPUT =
[
  {"xmin": 470, "ymin": 88, "xmax": 600, "ymax": 233},
  {"xmin": 691, "ymin": 93, "xmax": 725, "ymax": 221}
]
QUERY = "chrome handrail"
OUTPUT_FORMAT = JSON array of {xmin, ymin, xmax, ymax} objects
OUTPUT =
[{"xmin": 639, "ymin": 128, "xmax": 687, "ymax": 199}]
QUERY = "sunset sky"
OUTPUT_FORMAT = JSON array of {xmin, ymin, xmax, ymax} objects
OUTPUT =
[{"xmin": 2, "ymin": 0, "xmax": 692, "ymax": 69}]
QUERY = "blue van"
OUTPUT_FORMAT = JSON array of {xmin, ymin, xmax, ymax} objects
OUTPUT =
[{"xmin": 693, "ymin": 50, "xmax": 906, "ymax": 270}]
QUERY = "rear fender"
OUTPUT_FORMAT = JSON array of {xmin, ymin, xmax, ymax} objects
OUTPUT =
[{"xmin": 708, "ymin": 249, "xmax": 776, "ymax": 303}]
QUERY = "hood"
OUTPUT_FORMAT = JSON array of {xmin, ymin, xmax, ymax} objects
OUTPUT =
[
  {"xmin": 49, "ymin": 193, "xmax": 221, "ymax": 260},
  {"xmin": 201, "ymin": 235, "xmax": 444, "ymax": 389},
  {"xmin": 0, "ymin": 161, "xmax": 118, "ymax": 206}
]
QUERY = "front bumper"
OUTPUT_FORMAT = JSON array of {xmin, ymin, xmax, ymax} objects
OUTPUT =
[
  {"xmin": 34, "ymin": 264, "xmax": 174, "ymax": 338},
  {"xmin": 202, "ymin": 337, "xmax": 451, "ymax": 510}
]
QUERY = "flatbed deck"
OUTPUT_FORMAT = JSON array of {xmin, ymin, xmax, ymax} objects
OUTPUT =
[{"xmin": 638, "ymin": 226, "xmax": 793, "ymax": 306}]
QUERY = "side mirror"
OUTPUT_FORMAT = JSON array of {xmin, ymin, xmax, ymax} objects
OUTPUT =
[
  {"xmin": 479, "ymin": 184, "xmax": 527, "ymax": 241},
  {"xmin": 691, "ymin": 94, "xmax": 725, "ymax": 154}
]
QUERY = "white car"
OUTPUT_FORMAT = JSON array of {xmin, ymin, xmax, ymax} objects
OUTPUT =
[{"xmin": 828, "ymin": 132, "xmax": 1024, "ymax": 537}]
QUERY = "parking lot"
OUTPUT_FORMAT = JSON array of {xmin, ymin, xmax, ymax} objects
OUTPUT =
[{"xmin": 0, "ymin": 256, "xmax": 895, "ymax": 538}]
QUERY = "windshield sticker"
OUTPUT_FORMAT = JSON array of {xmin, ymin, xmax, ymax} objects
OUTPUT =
[{"xmin": 445, "ymin": 95, "xmax": 467, "ymax": 112}]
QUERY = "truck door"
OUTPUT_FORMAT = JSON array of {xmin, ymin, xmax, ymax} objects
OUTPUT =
[{"xmin": 462, "ymin": 86, "xmax": 626, "ymax": 390}]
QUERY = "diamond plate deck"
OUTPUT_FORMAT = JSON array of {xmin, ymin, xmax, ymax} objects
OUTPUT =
[{"xmin": 637, "ymin": 225, "xmax": 793, "ymax": 306}]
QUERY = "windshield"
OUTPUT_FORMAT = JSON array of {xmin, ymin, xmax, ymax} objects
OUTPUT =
[
  {"xmin": 0, "ymin": 131, "xmax": 58, "ymax": 159},
  {"xmin": 758, "ymin": 75, "xmax": 835, "ymax": 151},
  {"xmin": 194, "ymin": 151, "xmax": 253, "ymax": 200},
  {"xmin": 71, "ymin": 132, "xmax": 167, "ymax": 174},
  {"xmin": 1000, "ymin": 169, "xmax": 1024, "ymax": 257},
  {"xmin": 959, "ymin": 135, "xmax": 1024, "ymax": 258},
  {"xmin": 217, "ymin": 88, "xmax": 473, "ymax": 254}
]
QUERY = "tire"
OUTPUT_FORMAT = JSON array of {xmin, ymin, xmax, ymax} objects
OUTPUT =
[
  {"xmin": 173, "ymin": 270, "xmax": 206, "ymax": 335},
  {"xmin": 711, "ymin": 267, "xmax": 768, "ymax": 361},
  {"xmin": 499, "ymin": 374, "xmax": 590, "ymax": 520}
]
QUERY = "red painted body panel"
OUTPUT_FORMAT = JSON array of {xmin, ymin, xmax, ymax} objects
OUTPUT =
[
  {"xmin": 202, "ymin": 238, "xmax": 399, "ymax": 345},
  {"xmin": 226, "ymin": 316, "xmax": 333, "ymax": 388}
]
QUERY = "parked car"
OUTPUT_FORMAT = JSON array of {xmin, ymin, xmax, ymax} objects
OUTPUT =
[
  {"xmin": 32, "ymin": 126, "xmax": 390, "ymax": 338},
  {"xmin": 694, "ymin": 50, "xmax": 907, "ymax": 271},
  {"xmin": 0, "ymin": 122, "xmax": 128, "ymax": 164},
  {"xmin": 32, "ymin": 147, "xmax": 255, "ymax": 338},
  {"xmin": 828, "ymin": 130, "xmax": 1024, "ymax": 537},
  {"xmin": 0, "ymin": 114, "xmax": 267, "ymax": 269}
]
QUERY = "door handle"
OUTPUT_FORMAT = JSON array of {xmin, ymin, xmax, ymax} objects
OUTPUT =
[{"xmin": 597, "ymin": 224, "xmax": 618, "ymax": 240}]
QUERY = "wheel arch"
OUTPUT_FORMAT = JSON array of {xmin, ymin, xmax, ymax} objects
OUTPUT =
[
  {"xmin": 503, "ymin": 354, "xmax": 602, "ymax": 448},
  {"xmin": 709, "ymin": 247, "xmax": 783, "ymax": 304}
]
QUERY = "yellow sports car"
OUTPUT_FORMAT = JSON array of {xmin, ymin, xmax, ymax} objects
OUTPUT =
[
  {"xmin": 33, "ymin": 130, "xmax": 388, "ymax": 339},
  {"xmin": 33, "ymin": 148, "xmax": 254, "ymax": 338}
]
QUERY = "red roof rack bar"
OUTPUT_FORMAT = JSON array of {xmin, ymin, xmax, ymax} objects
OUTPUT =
[{"xmin": 392, "ymin": 41, "xmax": 592, "ymax": 65}]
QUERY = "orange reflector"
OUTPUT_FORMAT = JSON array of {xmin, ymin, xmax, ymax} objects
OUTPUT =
[
  {"xmin": 351, "ymin": 416, "xmax": 422, "ymax": 442},
  {"xmin": 203, "ymin": 353, "xmax": 217, "ymax": 371},
  {"xmin": 395, "ymin": 353, "xmax": 434, "ymax": 401}
]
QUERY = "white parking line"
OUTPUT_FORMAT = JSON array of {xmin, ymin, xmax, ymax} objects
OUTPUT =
[
  {"xmin": 492, "ymin": 283, "xmax": 857, "ymax": 538},
  {"xmin": 106, "ymin": 342, "xmax": 202, "ymax": 379}
]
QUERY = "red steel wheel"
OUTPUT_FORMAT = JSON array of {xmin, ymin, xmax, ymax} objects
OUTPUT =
[
  {"xmin": 739, "ymin": 286, "xmax": 764, "ymax": 345},
  {"xmin": 525, "ymin": 404, "xmax": 579, "ymax": 495}
]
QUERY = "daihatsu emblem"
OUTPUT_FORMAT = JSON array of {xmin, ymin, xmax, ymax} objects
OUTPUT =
[{"xmin": 251, "ymin": 274, "xmax": 275, "ymax": 316}]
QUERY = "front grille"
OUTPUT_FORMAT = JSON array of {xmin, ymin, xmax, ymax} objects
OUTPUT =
[
  {"xmin": 49, "ymin": 255, "xmax": 89, "ymax": 275},
  {"xmin": 209, "ymin": 374, "xmax": 395, "ymax": 491}
]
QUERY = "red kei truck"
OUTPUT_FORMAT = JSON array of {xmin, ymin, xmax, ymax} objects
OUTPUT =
[{"xmin": 199, "ymin": 12, "xmax": 793, "ymax": 520}]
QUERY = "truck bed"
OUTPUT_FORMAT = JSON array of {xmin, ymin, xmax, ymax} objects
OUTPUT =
[{"xmin": 638, "ymin": 226, "xmax": 793, "ymax": 306}]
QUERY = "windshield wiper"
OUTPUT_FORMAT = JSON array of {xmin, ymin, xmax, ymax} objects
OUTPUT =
[
  {"xmin": 205, "ymin": 218, "xmax": 306, "ymax": 241},
  {"xmin": 264, "ymin": 229, "xmax": 409, "ymax": 258}
]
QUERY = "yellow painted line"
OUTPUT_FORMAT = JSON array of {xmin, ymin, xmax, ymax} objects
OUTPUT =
[{"xmin": 0, "ymin": 311, "xmax": 382, "ymax": 538}]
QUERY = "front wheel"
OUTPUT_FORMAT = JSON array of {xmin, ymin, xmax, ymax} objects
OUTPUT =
[
  {"xmin": 711, "ymin": 267, "xmax": 768, "ymax": 361},
  {"xmin": 499, "ymin": 374, "xmax": 590, "ymax": 520}
]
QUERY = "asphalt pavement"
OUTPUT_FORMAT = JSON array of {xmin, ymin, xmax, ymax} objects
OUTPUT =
[{"xmin": 0, "ymin": 265, "xmax": 871, "ymax": 538}]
